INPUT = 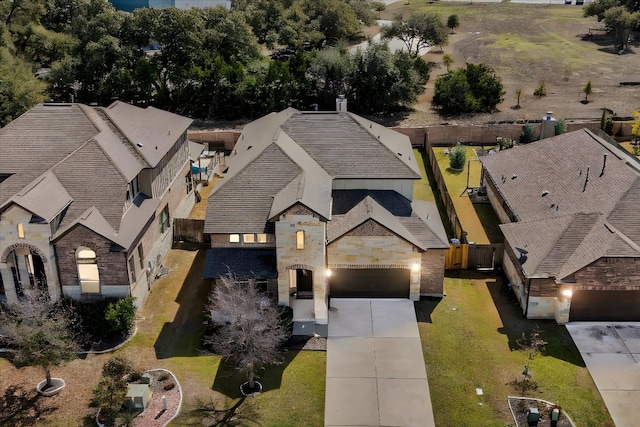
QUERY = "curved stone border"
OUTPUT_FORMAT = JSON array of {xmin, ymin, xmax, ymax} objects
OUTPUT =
[
  {"xmin": 507, "ymin": 396, "xmax": 577, "ymax": 427},
  {"xmin": 36, "ymin": 378, "xmax": 66, "ymax": 397},
  {"xmin": 148, "ymin": 368, "xmax": 183, "ymax": 427},
  {"xmin": 95, "ymin": 368, "xmax": 183, "ymax": 427},
  {"xmin": 80, "ymin": 325, "xmax": 138, "ymax": 355}
]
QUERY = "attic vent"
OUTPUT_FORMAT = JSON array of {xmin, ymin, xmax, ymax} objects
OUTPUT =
[
  {"xmin": 247, "ymin": 145, "xmax": 253, "ymax": 150},
  {"xmin": 397, "ymin": 152, "xmax": 402, "ymax": 157},
  {"xmin": 511, "ymin": 174, "xmax": 517, "ymax": 180},
  {"xmin": 136, "ymin": 143, "xmax": 143, "ymax": 148},
  {"xmin": 541, "ymin": 191, "xmax": 549, "ymax": 197}
]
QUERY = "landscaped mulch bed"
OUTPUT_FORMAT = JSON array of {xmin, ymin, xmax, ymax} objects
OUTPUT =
[
  {"xmin": 509, "ymin": 397, "xmax": 574, "ymax": 427},
  {"xmin": 286, "ymin": 335, "xmax": 327, "ymax": 351},
  {"xmin": 131, "ymin": 370, "xmax": 181, "ymax": 427}
]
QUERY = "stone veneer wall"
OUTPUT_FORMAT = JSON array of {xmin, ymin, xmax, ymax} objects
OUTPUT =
[
  {"xmin": 0, "ymin": 205, "xmax": 60, "ymax": 303},
  {"xmin": 275, "ymin": 212, "xmax": 327, "ymax": 323}
]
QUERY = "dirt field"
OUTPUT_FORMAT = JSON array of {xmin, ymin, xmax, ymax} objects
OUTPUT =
[{"xmin": 382, "ymin": 1, "xmax": 640, "ymax": 126}]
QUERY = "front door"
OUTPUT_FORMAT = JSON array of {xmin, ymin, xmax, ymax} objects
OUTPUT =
[{"xmin": 296, "ymin": 269, "xmax": 313, "ymax": 299}]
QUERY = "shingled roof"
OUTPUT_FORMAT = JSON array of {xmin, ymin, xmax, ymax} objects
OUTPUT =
[
  {"xmin": 204, "ymin": 109, "xmax": 423, "ymax": 235},
  {"xmin": 0, "ymin": 102, "xmax": 192, "ymax": 250},
  {"xmin": 484, "ymin": 129, "xmax": 640, "ymax": 281}
]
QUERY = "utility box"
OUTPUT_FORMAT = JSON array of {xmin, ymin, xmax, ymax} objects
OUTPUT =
[{"xmin": 527, "ymin": 406, "xmax": 540, "ymax": 426}]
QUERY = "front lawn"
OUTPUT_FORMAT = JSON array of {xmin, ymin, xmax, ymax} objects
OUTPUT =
[{"xmin": 417, "ymin": 276, "xmax": 614, "ymax": 427}]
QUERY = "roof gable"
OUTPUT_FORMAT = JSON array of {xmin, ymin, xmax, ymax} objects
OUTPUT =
[{"xmin": 6, "ymin": 171, "xmax": 72, "ymax": 222}]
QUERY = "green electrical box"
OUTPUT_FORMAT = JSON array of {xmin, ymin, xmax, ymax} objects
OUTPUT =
[
  {"xmin": 551, "ymin": 408, "xmax": 560, "ymax": 421},
  {"xmin": 527, "ymin": 407, "xmax": 540, "ymax": 425}
]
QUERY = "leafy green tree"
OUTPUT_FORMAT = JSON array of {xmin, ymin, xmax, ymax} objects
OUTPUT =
[
  {"xmin": 433, "ymin": 63, "xmax": 504, "ymax": 113},
  {"xmin": 91, "ymin": 355, "xmax": 137, "ymax": 425},
  {"xmin": 104, "ymin": 296, "xmax": 136, "ymax": 337},
  {"xmin": 381, "ymin": 12, "xmax": 448, "ymax": 56},
  {"xmin": 442, "ymin": 52, "xmax": 454, "ymax": 72},
  {"xmin": 603, "ymin": 6, "xmax": 639, "ymax": 50},
  {"xmin": 519, "ymin": 124, "xmax": 536, "ymax": 144},
  {"xmin": 515, "ymin": 87, "xmax": 523, "ymax": 108},
  {"xmin": 583, "ymin": 80, "xmax": 593, "ymax": 102},
  {"xmin": 309, "ymin": 46, "xmax": 355, "ymax": 109},
  {"xmin": 0, "ymin": 48, "xmax": 47, "ymax": 126},
  {"xmin": 447, "ymin": 14, "xmax": 460, "ymax": 34},
  {"xmin": 0, "ymin": 288, "xmax": 82, "ymax": 390},
  {"xmin": 449, "ymin": 145, "xmax": 466, "ymax": 170},
  {"xmin": 372, "ymin": 1, "xmax": 386, "ymax": 19}
]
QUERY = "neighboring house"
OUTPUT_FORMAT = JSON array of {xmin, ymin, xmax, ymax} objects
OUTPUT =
[
  {"xmin": 0, "ymin": 102, "xmax": 195, "ymax": 306},
  {"xmin": 480, "ymin": 129, "xmax": 640, "ymax": 323},
  {"xmin": 108, "ymin": 0, "xmax": 230, "ymax": 12},
  {"xmin": 203, "ymin": 108, "xmax": 449, "ymax": 336}
]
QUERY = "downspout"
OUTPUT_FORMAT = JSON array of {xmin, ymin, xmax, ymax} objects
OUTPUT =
[{"xmin": 523, "ymin": 278, "xmax": 531, "ymax": 318}]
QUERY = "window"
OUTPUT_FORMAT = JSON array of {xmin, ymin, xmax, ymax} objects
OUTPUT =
[
  {"xmin": 185, "ymin": 171, "xmax": 193, "ymax": 193},
  {"xmin": 17, "ymin": 223, "xmax": 25, "ymax": 239},
  {"xmin": 257, "ymin": 233, "xmax": 267, "ymax": 243},
  {"xmin": 29, "ymin": 215, "xmax": 45, "ymax": 224},
  {"xmin": 230, "ymin": 234, "xmax": 240, "ymax": 243},
  {"xmin": 137, "ymin": 245, "xmax": 144, "ymax": 269},
  {"xmin": 128, "ymin": 255, "xmax": 137, "ymax": 283},
  {"xmin": 125, "ymin": 176, "xmax": 140, "ymax": 208},
  {"xmin": 296, "ymin": 230, "xmax": 305, "ymax": 250},
  {"xmin": 159, "ymin": 205, "xmax": 170, "ymax": 233},
  {"xmin": 243, "ymin": 234, "xmax": 255, "ymax": 243},
  {"xmin": 76, "ymin": 247, "xmax": 99, "ymax": 293}
]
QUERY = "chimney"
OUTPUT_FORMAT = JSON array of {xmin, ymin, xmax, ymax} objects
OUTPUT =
[
  {"xmin": 336, "ymin": 95, "xmax": 347, "ymax": 112},
  {"xmin": 540, "ymin": 110, "xmax": 556, "ymax": 140},
  {"xmin": 600, "ymin": 153, "xmax": 608, "ymax": 177}
]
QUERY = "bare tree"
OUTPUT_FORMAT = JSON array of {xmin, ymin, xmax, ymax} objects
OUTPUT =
[
  {"xmin": 516, "ymin": 325, "xmax": 547, "ymax": 394},
  {"xmin": 204, "ymin": 274, "xmax": 288, "ymax": 394},
  {"xmin": 0, "ymin": 287, "xmax": 82, "ymax": 391}
]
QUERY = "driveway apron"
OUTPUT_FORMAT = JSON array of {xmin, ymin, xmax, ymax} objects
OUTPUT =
[
  {"xmin": 325, "ymin": 299, "xmax": 436, "ymax": 427},
  {"xmin": 566, "ymin": 322, "xmax": 640, "ymax": 427}
]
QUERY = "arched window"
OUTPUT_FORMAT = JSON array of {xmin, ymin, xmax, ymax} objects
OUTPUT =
[{"xmin": 76, "ymin": 247, "xmax": 99, "ymax": 294}]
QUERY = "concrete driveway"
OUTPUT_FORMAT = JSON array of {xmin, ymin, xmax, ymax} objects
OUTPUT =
[
  {"xmin": 324, "ymin": 299, "xmax": 435, "ymax": 427},
  {"xmin": 566, "ymin": 323, "xmax": 640, "ymax": 427}
]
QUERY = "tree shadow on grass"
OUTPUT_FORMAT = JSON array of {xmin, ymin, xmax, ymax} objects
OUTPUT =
[
  {"xmin": 154, "ymin": 248, "xmax": 212, "ymax": 359},
  {"xmin": 0, "ymin": 384, "xmax": 58, "ymax": 425},
  {"xmin": 485, "ymin": 278, "xmax": 585, "ymax": 367},
  {"xmin": 211, "ymin": 350, "xmax": 300, "ymax": 399}
]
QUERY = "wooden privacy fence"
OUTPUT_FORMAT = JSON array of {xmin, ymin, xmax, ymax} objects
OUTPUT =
[
  {"xmin": 427, "ymin": 147, "xmax": 465, "ymax": 240},
  {"xmin": 172, "ymin": 218, "xmax": 210, "ymax": 244},
  {"xmin": 445, "ymin": 243, "xmax": 504, "ymax": 270}
]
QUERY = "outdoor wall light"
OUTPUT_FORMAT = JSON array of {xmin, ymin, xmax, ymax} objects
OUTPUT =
[
  {"xmin": 561, "ymin": 289, "xmax": 573, "ymax": 298},
  {"xmin": 325, "ymin": 269, "xmax": 332, "ymax": 278},
  {"xmin": 412, "ymin": 263, "xmax": 420, "ymax": 272}
]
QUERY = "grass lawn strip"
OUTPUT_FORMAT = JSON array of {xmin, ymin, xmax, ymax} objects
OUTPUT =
[
  {"xmin": 418, "ymin": 276, "xmax": 614, "ymax": 427},
  {"xmin": 433, "ymin": 146, "xmax": 490, "ymax": 244}
]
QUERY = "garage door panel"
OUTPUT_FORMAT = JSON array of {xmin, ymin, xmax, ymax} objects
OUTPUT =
[
  {"xmin": 570, "ymin": 291, "xmax": 640, "ymax": 321},
  {"xmin": 330, "ymin": 269, "xmax": 409, "ymax": 298}
]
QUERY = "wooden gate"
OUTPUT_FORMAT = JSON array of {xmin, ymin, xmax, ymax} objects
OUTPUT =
[
  {"xmin": 445, "ymin": 243, "xmax": 503, "ymax": 270},
  {"xmin": 172, "ymin": 218, "xmax": 209, "ymax": 244}
]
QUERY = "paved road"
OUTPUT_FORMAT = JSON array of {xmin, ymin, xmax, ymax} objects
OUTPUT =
[
  {"xmin": 324, "ymin": 299, "xmax": 435, "ymax": 427},
  {"xmin": 566, "ymin": 322, "xmax": 640, "ymax": 427}
]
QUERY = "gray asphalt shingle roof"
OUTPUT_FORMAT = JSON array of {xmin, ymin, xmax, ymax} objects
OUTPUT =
[
  {"xmin": 0, "ymin": 102, "xmax": 191, "ymax": 251},
  {"xmin": 485, "ymin": 129, "xmax": 640, "ymax": 280}
]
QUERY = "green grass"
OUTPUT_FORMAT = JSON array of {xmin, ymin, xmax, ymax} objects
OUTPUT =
[
  {"xmin": 418, "ymin": 276, "xmax": 614, "ymax": 427},
  {"xmin": 413, "ymin": 148, "xmax": 436, "ymax": 202},
  {"xmin": 433, "ymin": 146, "xmax": 490, "ymax": 243}
]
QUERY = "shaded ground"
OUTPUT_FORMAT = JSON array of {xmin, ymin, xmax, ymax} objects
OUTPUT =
[{"xmin": 379, "ymin": 2, "xmax": 640, "ymax": 126}]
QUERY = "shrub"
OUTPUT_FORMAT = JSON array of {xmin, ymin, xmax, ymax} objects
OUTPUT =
[
  {"xmin": 104, "ymin": 296, "xmax": 137, "ymax": 336},
  {"xmin": 157, "ymin": 372, "xmax": 170, "ymax": 382},
  {"xmin": 519, "ymin": 124, "xmax": 536, "ymax": 144},
  {"xmin": 604, "ymin": 115, "xmax": 614, "ymax": 135},
  {"xmin": 432, "ymin": 63, "xmax": 505, "ymax": 113},
  {"xmin": 449, "ymin": 146, "xmax": 466, "ymax": 170},
  {"xmin": 498, "ymin": 137, "xmax": 516, "ymax": 150},
  {"xmin": 163, "ymin": 381, "xmax": 176, "ymax": 391},
  {"xmin": 533, "ymin": 81, "xmax": 546, "ymax": 97},
  {"xmin": 555, "ymin": 118, "xmax": 567, "ymax": 135}
]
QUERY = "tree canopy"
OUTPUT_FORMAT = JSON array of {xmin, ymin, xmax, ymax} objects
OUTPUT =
[
  {"xmin": 381, "ymin": 12, "xmax": 448, "ymax": 56},
  {"xmin": 432, "ymin": 63, "xmax": 504, "ymax": 113},
  {"xmin": 583, "ymin": 0, "xmax": 640, "ymax": 50}
]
